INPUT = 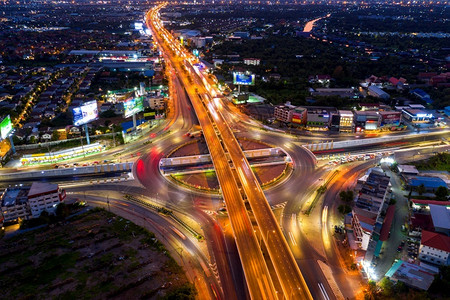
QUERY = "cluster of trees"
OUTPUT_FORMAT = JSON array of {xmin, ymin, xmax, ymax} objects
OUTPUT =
[{"xmin": 338, "ymin": 190, "xmax": 354, "ymax": 215}]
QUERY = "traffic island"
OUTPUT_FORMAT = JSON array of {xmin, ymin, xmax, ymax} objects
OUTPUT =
[{"xmin": 163, "ymin": 138, "xmax": 291, "ymax": 194}]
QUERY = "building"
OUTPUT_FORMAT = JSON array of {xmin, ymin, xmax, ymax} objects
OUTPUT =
[
  {"xmin": 402, "ymin": 109, "xmax": 434, "ymax": 123},
  {"xmin": 429, "ymin": 205, "xmax": 450, "ymax": 236},
  {"xmin": 311, "ymin": 88, "xmax": 358, "ymax": 98},
  {"xmin": 368, "ymin": 85, "xmax": 390, "ymax": 100},
  {"xmin": 408, "ymin": 176, "xmax": 447, "ymax": 193},
  {"xmin": 353, "ymin": 111, "xmax": 379, "ymax": 132},
  {"xmin": 291, "ymin": 107, "xmax": 307, "ymax": 126},
  {"xmin": 243, "ymin": 58, "xmax": 261, "ymax": 66},
  {"xmin": 1, "ymin": 186, "xmax": 31, "ymax": 224},
  {"xmin": 148, "ymin": 96, "xmax": 165, "ymax": 110},
  {"xmin": 305, "ymin": 106, "xmax": 337, "ymax": 131},
  {"xmin": 397, "ymin": 165, "xmax": 419, "ymax": 176},
  {"xmin": 351, "ymin": 170, "xmax": 391, "ymax": 251},
  {"xmin": 378, "ymin": 111, "xmax": 401, "ymax": 128},
  {"xmin": 27, "ymin": 182, "xmax": 66, "ymax": 218},
  {"xmin": 385, "ymin": 260, "xmax": 437, "ymax": 290},
  {"xmin": 411, "ymin": 89, "xmax": 432, "ymax": 104},
  {"xmin": 274, "ymin": 104, "xmax": 294, "ymax": 123},
  {"xmin": 352, "ymin": 207, "xmax": 378, "ymax": 250},
  {"xmin": 419, "ymin": 230, "xmax": 450, "ymax": 266},
  {"xmin": 338, "ymin": 110, "xmax": 354, "ymax": 132}
]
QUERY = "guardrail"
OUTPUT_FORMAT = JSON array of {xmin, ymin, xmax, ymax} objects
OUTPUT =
[{"xmin": 124, "ymin": 194, "xmax": 204, "ymax": 240}]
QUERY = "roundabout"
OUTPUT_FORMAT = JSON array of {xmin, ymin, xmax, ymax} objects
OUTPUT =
[{"xmin": 160, "ymin": 137, "xmax": 293, "ymax": 194}]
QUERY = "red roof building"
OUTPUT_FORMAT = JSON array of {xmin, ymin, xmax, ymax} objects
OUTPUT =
[{"xmin": 419, "ymin": 230, "xmax": 450, "ymax": 266}]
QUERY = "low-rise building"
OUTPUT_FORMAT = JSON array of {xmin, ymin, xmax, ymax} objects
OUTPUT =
[
  {"xmin": 368, "ymin": 85, "xmax": 390, "ymax": 100},
  {"xmin": 378, "ymin": 111, "xmax": 401, "ymax": 128},
  {"xmin": 1, "ymin": 186, "xmax": 30, "ymax": 224},
  {"xmin": 385, "ymin": 260, "xmax": 437, "ymax": 290},
  {"xmin": 305, "ymin": 106, "xmax": 337, "ymax": 131},
  {"xmin": 354, "ymin": 111, "xmax": 379, "ymax": 132},
  {"xmin": 27, "ymin": 182, "xmax": 66, "ymax": 218},
  {"xmin": 291, "ymin": 107, "xmax": 307, "ymax": 126},
  {"xmin": 338, "ymin": 110, "xmax": 354, "ymax": 132},
  {"xmin": 274, "ymin": 105, "xmax": 294, "ymax": 123},
  {"xmin": 402, "ymin": 109, "xmax": 434, "ymax": 123},
  {"xmin": 243, "ymin": 58, "xmax": 260, "ymax": 66},
  {"xmin": 148, "ymin": 96, "xmax": 165, "ymax": 110},
  {"xmin": 429, "ymin": 204, "xmax": 450, "ymax": 236},
  {"xmin": 408, "ymin": 176, "xmax": 447, "ymax": 193},
  {"xmin": 419, "ymin": 230, "xmax": 450, "ymax": 266}
]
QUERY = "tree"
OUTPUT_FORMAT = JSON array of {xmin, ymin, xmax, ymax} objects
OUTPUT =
[
  {"xmin": 52, "ymin": 130, "xmax": 60, "ymax": 141},
  {"xmin": 435, "ymin": 186, "xmax": 448, "ymax": 200},
  {"xmin": 55, "ymin": 203, "xmax": 70, "ymax": 219},
  {"xmin": 339, "ymin": 190, "xmax": 354, "ymax": 204},
  {"xmin": 338, "ymin": 204, "xmax": 351, "ymax": 215},
  {"xmin": 379, "ymin": 277, "xmax": 394, "ymax": 297},
  {"xmin": 364, "ymin": 280, "xmax": 379, "ymax": 300},
  {"xmin": 417, "ymin": 183, "xmax": 426, "ymax": 196}
]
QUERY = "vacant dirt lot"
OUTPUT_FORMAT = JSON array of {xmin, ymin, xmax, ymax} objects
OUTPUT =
[{"xmin": 0, "ymin": 208, "xmax": 194, "ymax": 300}]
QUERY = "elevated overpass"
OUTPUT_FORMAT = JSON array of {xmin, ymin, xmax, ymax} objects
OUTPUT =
[
  {"xmin": 148, "ymin": 3, "xmax": 312, "ymax": 299},
  {"xmin": 148, "ymin": 5, "xmax": 279, "ymax": 300}
]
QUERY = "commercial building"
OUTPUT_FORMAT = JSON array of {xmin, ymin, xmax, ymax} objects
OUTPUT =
[
  {"xmin": 291, "ymin": 107, "xmax": 307, "ymax": 126},
  {"xmin": 338, "ymin": 110, "xmax": 354, "ymax": 132},
  {"xmin": 305, "ymin": 106, "xmax": 337, "ymax": 131},
  {"xmin": 368, "ymin": 85, "xmax": 390, "ymax": 100},
  {"xmin": 353, "ymin": 111, "xmax": 379, "ymax": 132},
  {"xmin": 1, "ymin": 186, "xmax": 30, "ymax": 223},
  {"xmin": 419, "ymin": 230, "xmax": 450, "ymax": 266},
  {"xmin": 27, "ymin": 182, "xmax": 66, "ymax": 218},
  {"xmin": 378, "ymin": 111, "xmax": 401, "ymax": 128},
  {"xmin": 402, "ymin": 109, "xmax": 434, "ymax": 123}
]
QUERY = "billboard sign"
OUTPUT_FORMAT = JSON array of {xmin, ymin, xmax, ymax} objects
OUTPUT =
[
  {"xmin": 0, "ymin": 115, "xmax": 13, "ymax": 140},
  {"xmin": 233, "ymin": 72, "xmax": 255, "ymax": 85},
  {"xmin": 73, "ymin": 101, "xmax": 98, "ymax": 126},
  {"xmin": 123, "ymin": 97, "xmax": 144, "ymax": 118}
]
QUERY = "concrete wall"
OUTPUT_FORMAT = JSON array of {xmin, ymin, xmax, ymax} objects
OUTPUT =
[{"xmin": 0, "ymin": 162, "xmax": 133, "ymax": 181}]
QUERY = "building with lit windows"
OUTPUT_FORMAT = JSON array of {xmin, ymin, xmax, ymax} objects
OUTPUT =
[
  {"xmin": 338, "ymin": 110, "xmax": 354, "ymax": 132},
  {"xmin": 402, "ymin": 109, "xmax": 434, "ymax": 123}
]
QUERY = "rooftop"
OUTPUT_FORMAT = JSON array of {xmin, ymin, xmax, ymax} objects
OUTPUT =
[
  {"xmin": 28, "ymin": 182, "xmax": 59, "ymax": 198},
  {"xmin": 385, "ymin": 260, "xmax": 436, "ymax": 291},
  {"xmin": 1, "ymin": 187, "xmax": 30, "ymax": 207},
  {"xmin": 429, "ymin": 205, "xmax": 450, "ymax": 230},
  {"xmin": 409, "ymin": 176, "xmax": 447, "ymax": 189},
  {"xmin": 421, "ymin": 230, "xmax": 450, "ymax": 253}
]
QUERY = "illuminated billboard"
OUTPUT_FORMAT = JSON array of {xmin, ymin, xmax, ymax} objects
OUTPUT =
[
  {"xmin": 233, "ymin": 72, "xmax": 255, "ymax": 85},
  {"xmin": 73, "ymin": 101, "xmax": 98, "ymax": 126},
  {"xmin": 123, "ymin": 97, "xmax": 144, "ymax": 118},
  {"xmin": 0, "ymin": 115, "xmax": 13, "ymax": 140}
]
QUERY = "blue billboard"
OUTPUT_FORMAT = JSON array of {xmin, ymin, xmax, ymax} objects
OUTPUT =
[{"xmin": 233, "ymin": 72, "xmax": 255, "ymax": 85}]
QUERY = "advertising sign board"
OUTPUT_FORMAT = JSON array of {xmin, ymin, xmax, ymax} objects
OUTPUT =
[
  {"xmin": 233, "ymin": 72, "xmax": 255, "ymax": 85},
  {"xmin": 73, "ymin": 101, "xmax": 98, "ymax": 126}
]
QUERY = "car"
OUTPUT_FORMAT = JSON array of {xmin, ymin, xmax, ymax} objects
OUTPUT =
[
  {"xmin": 397, "ymin": 246, "xmax": 403, "ymax": 252},
  {"xmin": 400, "ymin": 240, "xmax": 405, "ymax": 247}
]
